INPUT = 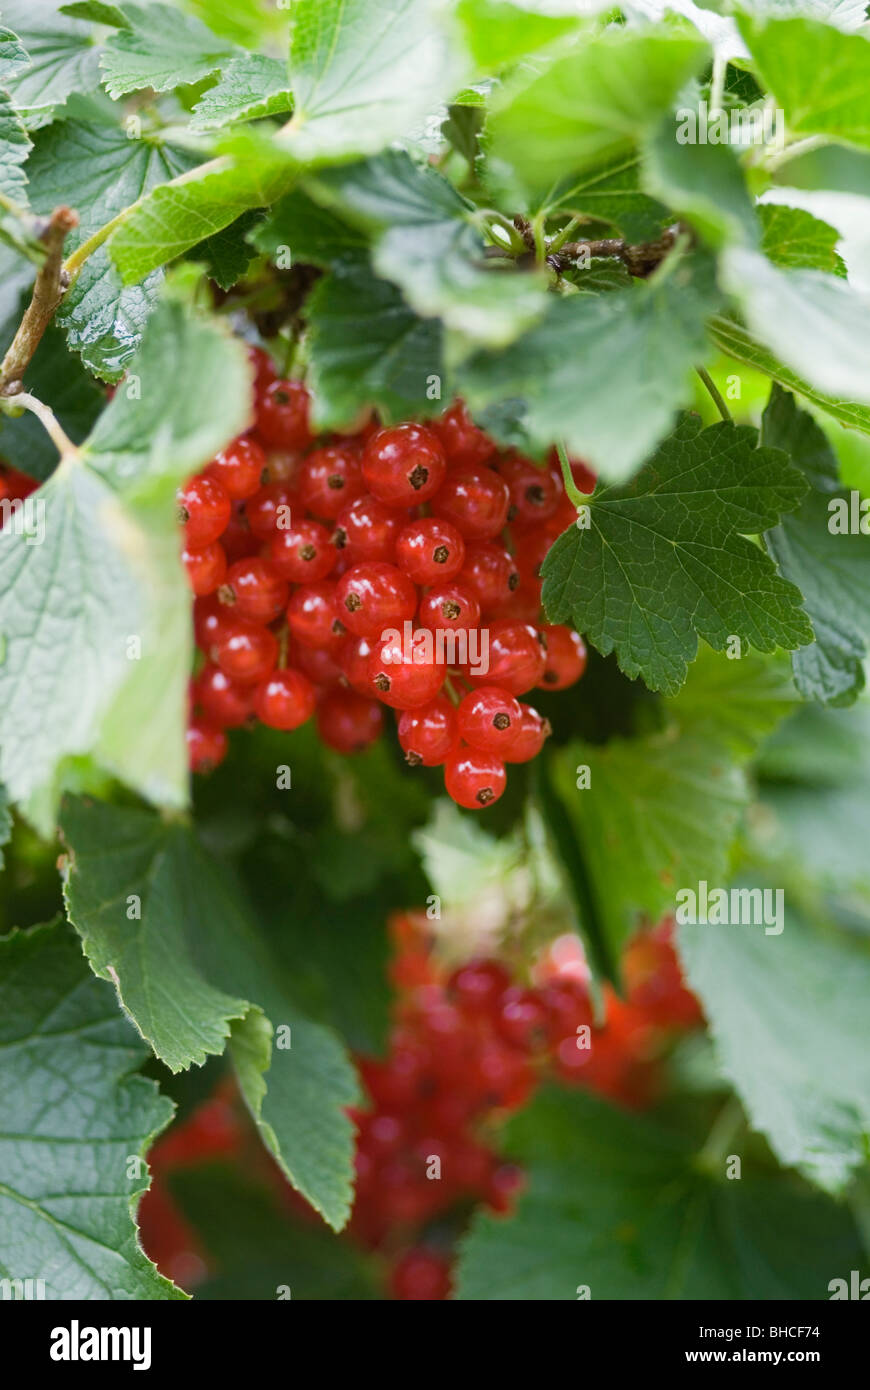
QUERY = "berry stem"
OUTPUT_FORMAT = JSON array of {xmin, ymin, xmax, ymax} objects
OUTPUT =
[
  {"xmin": 554, "ymin": 441, "xmax": 588, "ymax": 512},
  {"xmin": 0, "ymin": 391, "xmax": 78, "ymax": 460},
  {"xmin": 695, "ymin": 367, "xmax": 732, "ymax": 423},
  {"xmin": 443, "ymin": 675, "xmax": 462, "ymax": 708}
]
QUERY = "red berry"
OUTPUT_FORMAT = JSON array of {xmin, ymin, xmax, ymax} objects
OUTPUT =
[
  {"xmin": 431, "ymin": 465, "xmax": 510, "ymax": 541},
  {"xmin": 177, "ymin": 474, "xmax": 231, "ymax": 548},
  {"xmin": 333, "ymin": 493, "xmax": 405, "ymax": 563},
  {"xmin": 458, "ymin": 542, "xmax": 519, "ymax": 612},
  {"xmin": 212, "ymin": 619, "xmax": 278, "ymax": 685},
  {"xmin": 300, "ymin": 444, "xmax": 365, "ymax": 520},
  {"xmin": 269, "ymin": 518, "xmax": 336, "ymax": 582},
  {"xmin": 335, "ymin": 562, "xmax": 417, "ymax": 638},
  {"xmin": 470, "ymin": 620, "xmax": 545, "ymax": 695},
  {"xmin": 431, "ymin": 400, "xmax": 494, "ymax": 469},
  {"xmin": 485, "ymin": 1163, "xmax": 525, "ymax": 1214},
  {"xmin": 497, "ymin": 453, "xmax": 560, "ymax": 524},
  {"xmin": 444, "ymin": 745, "xmax": 507, "ymax": 809},
  {"xmin": 398, "ymin": 697, "xmax": 457, "ymax": 766},
  {"xmin": 495, "ymin": 986, "xmax": 549, "ymax": 1053},
  {"xmin": 290, "ymin": 639, "xmax": 343, "ymax": 687},
  {"xmin": 195, "ymin": 663, "xmax": 253, "ymax": 728},
  {"xmin": 456, "ymin": 685, "xmax": 523, "ymax": 756},
  {"xmin": 206, "ymin": 435, "xmax": 266, "ymax": 500},
  {"xmin": 193, "ymin": 594, "xmax": 233, "ymax": 649},
  {"xmin": 396, "ymin": 517, "xmax": 465, "ymax": 585},
  {"xmin": 503, "ymin": 704, "xmax": 551, "ymax": 763},
  {"xmin": 254, "ymin": 377, "xmax": 312, "ymax": 449},
  {"xmin": 539, "ymin": 625, "xmax": 587, "ymax": 689},
  {"xmin": 247, "ymin": 344, "xmax": 276, "ymax": 388},
  {"xmin": 337, "ymin": 633, "xmax": 377, "ymax": 695},
  {"xmin": 220, "ymin": 505, "xmax": 260, "ymax": 565},
  {"xmin": 182, "ymin": 541, "xmax": 227, "ymax": 596},
  {"xmin": 316, "ymin": 688, "xmax": 383, "ymax": 753},
  {"xmin": 244, "ymin": 482, "xmax": 300, "ymax": 540},
  {"xmin": 218, "ymin": 557, "xmax": 288, "ymax": 624},
  {"xmin": 367, "ymin": 633, "xmax": 446, "ymax": 710},
  {"xmin": 286, "ymin": 580, "xmax": 345, "ymax": 649},
  {"xmin": 187, "ymin": 717, "xmax": 227, "ymax": 773},
  {"xmin": 253, "ymin": 668, "xmax": 316, "ymax": 730},
  {"xmin": 362, "ymin": 423, "xmax": 446, "ymax": 507},
  {"xmin": 447, "ymin": 958, "xmax": 512, "ymax": 1016},
  {"xmin": 418, "ymin": 580, "xmax": 481, "ymax": 635}
]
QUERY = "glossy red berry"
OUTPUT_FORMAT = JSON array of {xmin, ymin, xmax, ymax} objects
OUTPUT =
[
  {"xmin": 333, "ymin": 493, "xmax": 405, "ymax": 563},
  {"xmin": 254, "ymin": 377, "xmax": 312, "ymax": 449},
  {"xmin": 458, "ymin": 542, "xmax": 519, "ymax": 612},
  {"xmin": 469, "ymin": 620, "xmax": 545, "ymax": 695},
  {"xmin": 253, "ymin": 668, "xmax": 316, "ymax": 730},
  {"xmin": 418, "ymin": 580, "xmax": 481, "ymax": 635},
  {"xmin": 245, "ymin": 482, "xmax": 300, "ymax": 540},
  {"xmin": 286, "ymin": 581, "xmax": 345, "ymax": 650},
  {"xmin": 212, "ymin": 619, "xmax": 278, "ymax": 685},
  {"xmin": 495, "ymin": 986, "xmax": 549, "ymax": 1053},
  {"xmin": 539, "ymin": 625, "xmax": 587, "ymax": 689},
  {"xmin": 457, "ymin": 685, "xmax": 523, "ymax": 756},
  {"xmin": 497, "ymin": 453, "xmax": 560, "ymax": 524},
  {"xmin": 290, "ymin": 639, "xmax": 343, "ymax": 687},
  {"xmin": 335, "ymin": 562, "xmax": 417, "ymax": 638},
  {"xmin": 269, "ymin": 518, "xmax": 336, "ymax": 583},
  {"xmin": 247, "ymin": 344, "xmax": 276, "ymax": 388},
  {"xmin": 182, "ymin": 541, "xmax": 227, "ymax": 597},
  {"xmin": 337, "ymin": 633, "xmax": 378, "ymax": 696},
  {"xmin": 503, "ymin": 704, "xmax": 551, "ymax": 763},
  {"xmin": 444, "ymin": 745, "xmax": 507, "ymax": 809},
  {"xmin": 367, "ymin": 634, "xmax": 446, "ymax": 710},
  {"xmin": 447, "ymin": 958, "xmax": 512, "ymax": 1016},
  {"xmin": 397, "ymin": 697, "xmax": 457, "ymax": 766},
  {"xmin": 206, "ymin": 435, "xmax": 265, "ymax": 500},
  {"xmin": 316, "ymin": 687, "xmax": 383, "ymax": 753},
  {"xmin": 177, "ymin": 474, "xmax": 231, "ymax": 548},
  {"xmin": 300, "ymin": 444, "xmax": 365, "ymax": 520},
  {"xmin": 218, "ymin": 557, "xmax": 288, "ymax": 624},
  {"xmin": 193, "ymin": 594, "xmax": 234, "ymax": 650},
  {"xmin": 396, "ymin": 517, "xmax": 466, "ymax": 585},
  {"xmin": 195, "ymin": 663, "xmax": 253, "ymax": 729},
  {"xmin": 431, "ymin": 400, "xmax": 494, "ymax": 469},
  {"xmin": 187, "ymin": 717, "xmax": 227, "ymax": 773},
  {"xmin": 362, "ymin": 423, "xmax": 447, "ymax": 507},
  {"xmin": 431, "ymin": 465, "xmax": 510, "ymax": 541}
]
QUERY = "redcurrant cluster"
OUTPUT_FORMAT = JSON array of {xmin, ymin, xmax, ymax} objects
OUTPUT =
[{"xmin": 184, "ymin": 348, "xmax": 591, "ymax": 807}]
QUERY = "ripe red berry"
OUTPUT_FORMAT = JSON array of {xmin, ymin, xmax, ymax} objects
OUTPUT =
[
  {"xmin": 458, "ymin": 542, "xmax": 519, "ymax": 612},
  {"xmin": 335, "ymin": 562, "xmax": 417, "ymax": 638},
  {"xmin": 367, "ymin": 634, "xmax": 446, "ymax": 710},
  {"xmin": 444, "ymin": 745, "xmax": 507, "ymax": 809},
  {"xmin": 431, "ymin": 465, "xmax": 510, "ymax": 541},
  {"xmin": 447, "ymin": 958, "xmax": 512, "ymax": 1016},
  {"xmin": 317, "ymin": 687, "xmax": 383, "ymax": 753},
  {"xmin": 220, "ymin": 505, "xmax": 260, "ymax": 565},
  {"xmin": 206, "ymin": 435, "xmax": 266, "ymax": 500},
  {"xmin": 187, "ymin": 717, "xmax": 227, "ymax": 773},
  {"xmin": 290, "ymin": 638, "xmax": 343, "ymax": 687},
  {"xmin": 286, "ymin": 580, "xmax": 345, "ymax": 649},
  {"xmin": 269, "ymin": 518, "xmax": 336, "ymax": 582},
  {"xmin": 253, "ymin": 668, "xmax": 316, "ymax": 730},
  {"xmin": 333, "ymin": 493, "xmax": 405, "ymax": 564},
  {"xmin": 195, "ymin": 663, "xmax": 253, "ymax": 729},
  {"xmin": 218, "ymin": 557, "xmax": 288, "ymax": 624},
  {"xmin": 362, "ymin": 423, "xmax": 447, "ymax": 507},
  {"xmin": 396, "ymin": 517, "xmax": 466, "ymax": 585},
  {"xmin": 300, "ymin": 444, "xmax": 365, "ymax": 520},
  {"xmin": 417, "ymin": 580, "xmax": 481, "ymax": 634},
  {"xmin": 503, "ymin": 704, "xmax": 551, "ymax": 763},
  {"xmin": 457, "ymin": 685, "xmax": 523, "ymax": 756},
  {"xmin": 177, "ymin": 474, "xmax": 231, "ymax": 548},
  {"xmin": 469, "ymin": 620, "xmax": 545, "ymax": 695},
  {"xmin": 244, "ymin": 481, "xmax": 300, "ymax": 539},
  {"xmin": 247, "ymin": 344, "xmax": 276, "ymax": 388},
  {"xmin": 182, "ymin": 541, "xmax": 227, "ymax": 597},
  {"xmin": 212, "ymin": 619, "xmax": 278, "ymax": 685},
  {"xmin": 495, "ymin": 986, "xmax": 549, "ymax": 1053},
  {"xmin": 254, "ymin": 377, "xmax": 312, "ymax": 449},
  {"xmin": 539, "ymin": 625, "xmax": 587, "ymax": 689},
  {"xmin": 337, "ymin": 633, "xmax": 378, "ymax": 695},
  {"xmin": 431, "ymin": 400, "xmax": 494, "ymax": 469},
  {"xmin": 497, "ymin": 453, "xmax": 560, "ymax": 524},
  {"xmin": 398, "ymin": 697, "xmax": 457, "ymax": 766},
  {"xmin": 193, "ymin": 594, "xmax": 234, "ymax": 649}
]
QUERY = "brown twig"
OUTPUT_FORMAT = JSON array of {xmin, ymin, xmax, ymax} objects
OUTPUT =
[
  {"xmin": 548, "ymin": 225, "xmax": 680, "ymax": 279},
  {"xmin": 0, "ymin": 205, "xmax": 78, "ymax": 396}
]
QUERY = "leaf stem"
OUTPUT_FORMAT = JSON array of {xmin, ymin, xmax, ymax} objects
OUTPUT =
[
  {"xmin": 0, "ymin": 205, "xmax": 79, "ymax": 394},
  {"xmin": 695, "ymin": 366, "xmax": 732, "ymax": 423},
  {"xmin": 554, "ymin": 440, "xmax": 588, "ymax": 510},
  {"xmin": 0, "ymin": 391, "xmax": 79, "ymax": 460}
]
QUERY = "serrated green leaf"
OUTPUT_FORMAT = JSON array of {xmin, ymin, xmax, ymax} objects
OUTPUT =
[
  {"xmin": 762, "ymin": 385, "xmax": 870, "ymax": 704},
  {"xmin": 0, "ymin": 919, "xmax": 184, "ymax": 1300},
  {"xmin": 306, "ymin": 256, "xmax": 445, "ymax": 430},
  {"xmin": 306, "ymin": 150, "xmax": 548, "ymax": 347},
  {"xmin": 0, "ymin": 88, "xmax": 30, "ymax": 200},
  {"xmin": 455, "ymin": 0, "xmax": 583, "ymax": 71},
  {"xmin": 678, "ymin": 909, "xmax": 870, "ymax": 1194},
  {"xmin": 739, "ymin": 16, "xmax": 870, "ymax": 150},
  {"xmin": 489, "ymin": 25, "xmax": 709, "ymax": 194},
  {"xmin": 59, "ymin": 1, "xmax": 130, "ymax": 25},
  {"xmin": 457, "ymin": 1086, "xmax": 864, "ymax": 1299},
  {"xmin": 189, "ymin": 208, "xmax": 262, "ymax": 289},
  {"xmin": 190, "ymin": 52, "xmax": 292, "ymax": 129},
  {"xmin": 463, "ymin": 250, "xmax": 718, "ymax": 482},
  {"xmin": 1, "ymin": 0, "xmax": 102, "ymax": 129},
  {"xmin": 641, "ymin": 118, "xmax": 758, "ymax": 248},
  {"xmin": 99, "ymin": 0, "xmax": 234, "ymax": 99},
  {"xmin": 722, "ymin": 246, "xmax": 870, "ymax": 406},
  {"xmin": 541, "ymin": 152, "xmax": 671, "ymax": 242},
  {"xmin": 0, "ymin": 24, "xmax": 32, "ymax": 82},
  {"xmin": 25, "ymin": 121, "xmax": 195, "ymax": 381},
  {"xmin": 542, "ymin": 414, "xmax": 812, "ymax": 694},
  {"xmin": 759, "ymin": 203, "xmax": 847, "ymax": 276},
  {"xmin": 251, "ymin": 188, "xmax": 366, "ymax": 267}
]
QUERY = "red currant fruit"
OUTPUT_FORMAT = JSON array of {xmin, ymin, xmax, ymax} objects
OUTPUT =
[
  {"xmin": 495, "ymin": 986, "xmax": 549, "ymax": 1053},
  {"xmin": 317, "ymin": 687, "xmax": 383, "ymax": 753},
  {"xmin": 177, "ymin": 474, "xmax": 231, "ymax": 548},
  {"xmin": 254, "ymin": 377, "xmax": 312, "ymax": 449},
  {"xmin": 182, "ymin": 541, "xmax": 227, "ymax": 597},
  {"xmin": 218, "ymin": 557, "xmax": 288, "ymax": 624},
  {"xmin": 290, "ymin": 638, "xmax": 343, "ymax": 687},
  {"xmin": 457, "ymin": 685, "xmax": 523, "ymax": 756},
  {"xmin": 397, "ymin": 696, "xmax": 457, "ymax": 766},
  {"xmin": 247, "ymin": 344, "xmax": 276, "ymax": 388},
  {"xmin": 193, "ymin": 595, "xmax": 233, "ymax": 649},
  {"xmin": 458, "ymin": 542, "xmax": 520, "ymax": 612},
  {"xmin": 244, "ymin": 482, "xmax": 300, "ymax": 540},
  {"xmin": 431, "ymin": 400, "xmax": 494, "ymax": 468},
  {"xmin": 253, "ymin": 668, "xmax": 316, "ymax": 730},
  {"xmin": 195, "ymin": 663, "xmax": 253, "ymax": 729},
  {"xmin": 205, "ymin": 435, "xmax": 265, "ymax": 500},
  {"xmin": 187, "ymin": 717, "xmax": 227, "ymax": 773},
  {"xmin": 367, "ymin": 634, "xmax": 446, "ymax": 710},
  {"xmin": 418, "ymin": 580, "xmax": 481, "ymax": 634},
  {"xmin": 396, "ymin": 517, "xmax": 466, "ymax": 585},
  {"xmin": 447, "ymin": 958, "xmax": 512, "ymax": 1016},
  {"xmin": 212, "ymin": 619, "xmax": 278, "ymax": 685},
  {"xmin": 300, "ymin": 444, "xmax": 365, "ymax": 521},
  {"xmin": 431, "ymin": 465, "xmax": 510, "ymax": 541},
  {"xmin": 497, "ymin": 453, "xmax": 560, "ymax": 524},
  {"xmin": 539, "ymin": 625, "xmax": 587, "ymax": 689},
  {"xmin": 269, "ymin": 518, "xmax": 336, "ymax": 583},
  {"xmin": 337, "ymin": 633, "xmax": 377, "ymax": 695},
  {"xmin": 503, "ymin": 704, "xmax": 551, "ymax": 763},
  {"xmin": 444, "ymin": 745, "xmax": 507, "ymax": 809},
  {"xmin": 470, "ymin": 620, "xmax": 545, "ymax": 695},
  {"xmin": 362, "ymin": 423, "xmax": 446, "ymax": 507},
  {"xmin": 335, "ymin": 562, "xmax": 417, "ymax": 638},
  {"xmin": 333, "ymin": 493, "xmax": 405, "ymax": 563},
  {"xmin": 286, "ymin": 580, "xmax": 345, "ymax": 650}
]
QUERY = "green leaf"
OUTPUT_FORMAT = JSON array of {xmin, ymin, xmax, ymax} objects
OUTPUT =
[
  {"xmin": 61, "ymin": 797, "xmax": 359, "ymax": 1230},
  {"xmin": 545, "ymin": 648, "xmax": 793, "ymax": 967},
  {"xmin": 455, "ymin": 0, "xmax": 583, "ymax": 71},
  {"xmin": 1, "ymin": 0, "xmax": 102, "ymax": 129},
  {"xmin": 762, "ymin": 385, "xmax": 870, "ymax": 704},
  {"xmin": 0, "ymin": 919, "xmax": 184, "ymax": 1300},
  {"xmin": 59, "ymin": 1, "xmax": 130, "ymax": 25},
  {"xmin": 190, "ymin": 53, "xmax": 292, "ymax": 129},
  {"xmin": 250, "ymin": 188, "xmax": 367, "ymax": 267},
  {"xmin": 306, "ymin": 150, "xmax": 548, "ymax": 346},
  {"xmin": 489, "ymin": 24, "xmax": 709, "ymax": 194},
  {"xmin": 306, "ymin": 256, "xmax": 445, "ymax": 430},
  {"xmin": 541, "ymin": 153, "xmax": 672, "ymax": 242},
  {"xmin": 189, "ymin": 209, "xmax": 262, "ymax": 290},
  {"xmin": 99, "ymin": 0, "xmax": 234, "ymax": 99},
  {"xmin": 708, "ymin": 312, "xmax": 870, "ymax": 435},
  {"xmin": 0, "ymin": 317, "xmax": 104, "ymax": 481},
  {"xmin": 0, "ymin": 24, "xmax": 32, "ymax": 83},
  {"xmin": 759, "ymin": 203, "xmax": 847, "ymax": 276},
  {"xmin": 279, "ymin": 0, "xmax": 464, "ymax": 165},
  {"xmin": 0, "ymin": 784, "xmax": 11, "ymax": 868},
  {"xmin": 641, "ymin": 118, "xmax": 758, "ymax": 248},
  {"xmin": 721, "ymin": 246, "xmax": 870, "ymax": 406},
  {"xmin": 678, "ymin": 910, "xmax": 870, "ymax": 1194},
  {"xmin": 456, "ymin": 1086, "xmax": 864, "ymax": 1299},
  {"xmin": 24, "ymin": 121, "xmax": 195, "ymax": 381},
  {"xmin": 542, "ymin": 414, "xmax": 812, "ymax": 694},
  {"xmin": 108, "ymin": 138, "xmax": 297, "ymax": 285},
  {"xmin": 0, "ymin": 89, "xmax": 31, "ymax": 200},
  {"xmin": 739, "ymin": 16, "xmax": 870, "ymax": 150}
]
